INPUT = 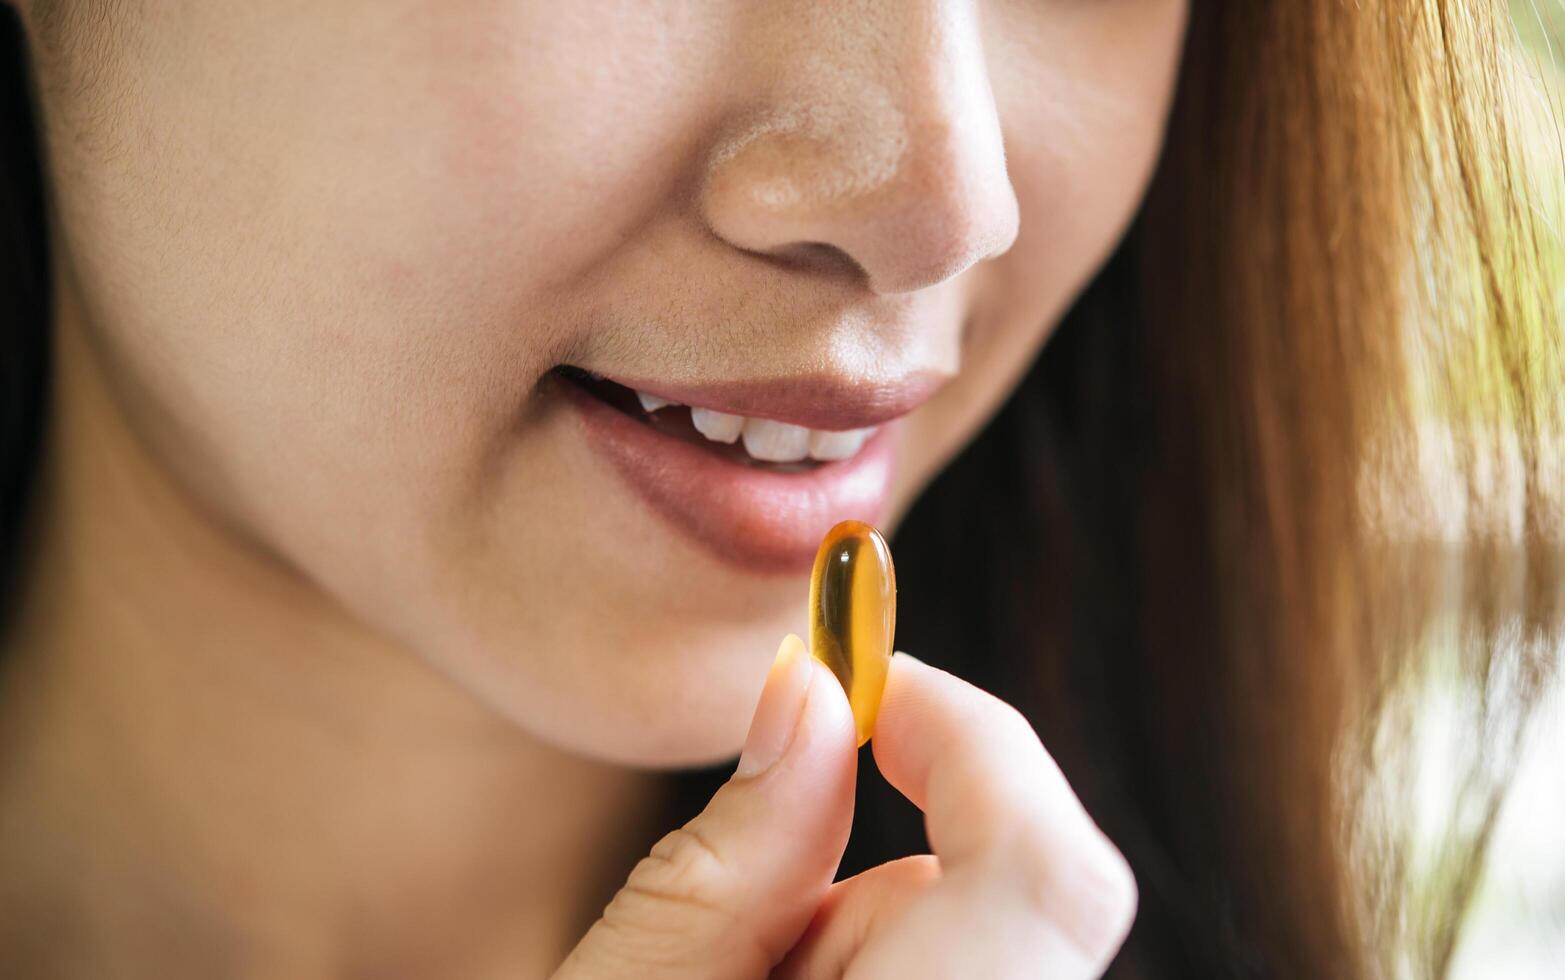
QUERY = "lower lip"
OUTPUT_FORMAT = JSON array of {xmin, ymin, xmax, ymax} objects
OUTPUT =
[{"xmin": 560, "ymin": 381, "xmax": 898, "ymax": 574}]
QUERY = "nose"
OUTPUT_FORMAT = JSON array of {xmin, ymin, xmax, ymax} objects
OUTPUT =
[{"xmin": 698, "ymin": 1, "xmax": 1021, "ymax": 296}]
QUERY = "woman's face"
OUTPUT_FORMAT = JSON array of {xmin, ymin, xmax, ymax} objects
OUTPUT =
[{"xmin": 24, "ymin": 0, "xmax": 1186, "ymax": 765}]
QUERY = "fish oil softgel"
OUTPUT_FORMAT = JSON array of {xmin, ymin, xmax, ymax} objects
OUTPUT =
[{"xmin": 809, "ymin": 520, "xmax": 896, "ymax": 747}]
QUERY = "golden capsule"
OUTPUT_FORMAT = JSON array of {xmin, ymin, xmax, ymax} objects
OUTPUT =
[{"xmin": 808, "ymin": 519, "xmax": 896, "ymax": 747}]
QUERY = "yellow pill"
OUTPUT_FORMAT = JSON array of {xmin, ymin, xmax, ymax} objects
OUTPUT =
[{"xmin": 808, "ymin": 519, "xmax": 896, "ymax": 747}]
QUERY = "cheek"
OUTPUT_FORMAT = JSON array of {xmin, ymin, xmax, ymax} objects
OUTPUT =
[
  {"xmin": 39, "ymin": 0, "xmax": 712, "ymax": 552},
  {"xmin": 975, "ymin": 0, "xmax": 1186, "ymax": 355},
  {"xmin": 990, "ymin": 1, "xmax": 1187, "ymax": 302}
]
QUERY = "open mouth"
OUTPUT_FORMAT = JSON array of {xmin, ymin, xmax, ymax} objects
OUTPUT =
[
  {"xmin": 552, "ymin": 365, "xmax": 878, "ymax": 472},
  {"xmin": 551, "ymin": 363, "xmax": 911, "ymax": 572}
]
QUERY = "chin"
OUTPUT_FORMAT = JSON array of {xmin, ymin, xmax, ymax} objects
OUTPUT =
[{"xmin": 411, "ymin": 610, "xmax": 794, "ymax": 770}]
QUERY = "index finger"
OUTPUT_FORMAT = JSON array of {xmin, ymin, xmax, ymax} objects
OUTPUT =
[
  {"xmin": 870, "ymin": 651, "xmax": 1136, "ymax": 957},
  {"xmin": 870, "ymin": 652, "xmax": 1091, "ymax": 863}
]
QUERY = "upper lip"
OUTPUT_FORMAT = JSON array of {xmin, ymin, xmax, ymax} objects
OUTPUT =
[{"xmin": 587, "ymin": 369, "xmax": 952, "ymax": 431}]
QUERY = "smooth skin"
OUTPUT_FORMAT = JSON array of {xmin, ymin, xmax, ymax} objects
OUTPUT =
[{"xmin": 0, "ymin": 0, "xmax": 1181, "ymax": 976}]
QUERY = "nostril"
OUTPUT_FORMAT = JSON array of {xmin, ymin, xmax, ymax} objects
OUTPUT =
[
  {"xmin": 766, "ymin": 240, "xmax": 867, "ymax": 280},
  {"xmin": 790, "ymin": 241, "xmax": 839, "ymax": 260}
]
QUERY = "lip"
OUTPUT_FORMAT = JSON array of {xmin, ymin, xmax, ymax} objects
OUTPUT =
[
  {"xmin": 558, "ymin": 377, "xmax": 906, "ymax": 574},
  {"xmin": 598, "ymin": 370, "xmax": 949, "ymax": 431}
]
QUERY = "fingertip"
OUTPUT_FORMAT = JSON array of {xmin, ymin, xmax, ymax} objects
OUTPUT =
[
  {"xmin": 885, "ymin": 649, "xmax": 945, "ymax": 691},
  {"xmin": 740, "ymin": 646, "xmax": 857, "ymax": 792},
  {"xmin": 798, "ymin": 654, "xmax": 858, "ymax": 755},
  {"xmin": 755, "ymin": 653, "xmax": 858, "ymax": 849},
  {"xmin": 871, "ymin": 652, "xmax": 939, "ymax": 781},
  {"xmin": 734, "ymin": 633, "xmax": 816, "ymax": 778},
  {"xmin": 878, "ymin": 648, "xmax": 953, "ymax": 733},
  {"xmin": 779, "ymin": 631, "xmax": 809, "ymax": 662},
  {"xmin": 872, "ymin": 652, "xmax": 1027, "ymax": 813}
]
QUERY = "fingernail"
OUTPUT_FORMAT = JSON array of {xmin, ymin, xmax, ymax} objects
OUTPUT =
[{"xmin": 735, "ymin": 634, "xmax": 814, "ymax": 778}]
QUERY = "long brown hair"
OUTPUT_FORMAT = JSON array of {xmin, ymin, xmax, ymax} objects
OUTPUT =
[{"xmin": 3, "ymin": 2, "xmax": 1561, "ymax": 977}]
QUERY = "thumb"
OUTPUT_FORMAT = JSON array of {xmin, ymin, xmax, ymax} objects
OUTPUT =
[{"xmin": 554, "ymin": 634, "xmax": 859, "ymax": 980}]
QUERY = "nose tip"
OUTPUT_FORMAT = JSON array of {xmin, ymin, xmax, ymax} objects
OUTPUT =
[{"xmin": 698, "ymin": 30, "xmax": 1020, "ymax": 296}]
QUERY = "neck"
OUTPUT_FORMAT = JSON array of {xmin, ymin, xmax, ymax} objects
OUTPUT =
[{"xmin": 0, "ymin": 275, "xmax": 667, "ymax": 978}]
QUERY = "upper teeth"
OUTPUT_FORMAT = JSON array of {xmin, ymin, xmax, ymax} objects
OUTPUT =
[
  {"xmin": 636, "ymin": 389, "xmax": 876, "ymax": 463},
  {"xmin": 636, "ymin": 391, "xmax": 674, "ymax": 413}
]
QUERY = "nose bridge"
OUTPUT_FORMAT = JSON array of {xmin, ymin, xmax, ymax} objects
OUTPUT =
[
  {"xmin": 703, "ymin": 82, "xmax": 908, "ymax": 212},
  {"xmin": 699, "ymin": 0, "xmax": 1020, "ymax": 295}
]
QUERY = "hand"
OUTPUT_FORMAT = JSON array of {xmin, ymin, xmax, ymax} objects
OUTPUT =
[{"xmin": 552, "ymin": 636, "xmax": 1137, "ymax": 979}]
